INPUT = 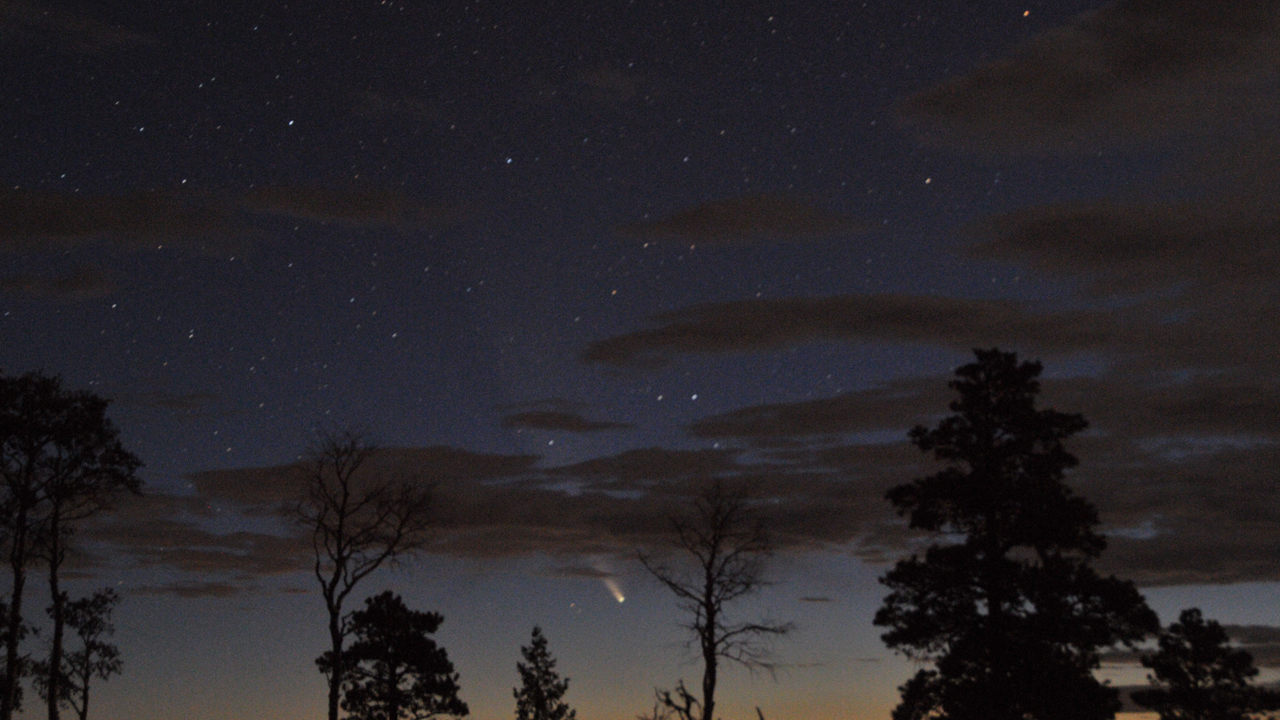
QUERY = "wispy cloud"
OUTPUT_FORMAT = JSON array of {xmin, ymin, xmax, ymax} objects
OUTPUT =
[
  {"xmin": 0, "ymin": 266, "xmax": 114, "ymax": 300},
  {"xmin": 582, "ymin": 294, "xmax": 1118, "ymax": 367},
  {"xmin": 0, "ymin": 2, "xmax": 157, "ymax": 56},
  {"xmin": 0, "ymin": 186, "xmax": 452, "ymax": 256},
  {"xmin": 501, "ymin": 410, "xmax": 633, "ymax": 433},
  {"xmin": 617, "ymin": 195, "xmax": 866, "ymax": 244},
  {"xmin": 899, "ymin": 0, "xmax": 1280, "ymax": 152}
]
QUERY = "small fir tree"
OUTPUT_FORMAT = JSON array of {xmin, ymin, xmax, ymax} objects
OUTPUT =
[
  {"xmin": 513, "ymin": 626, "xmax": 575, "ymax": 720},
  {"xmin": 1132, "ymin": 608, "xmax": 1280, "ymax": 720}
]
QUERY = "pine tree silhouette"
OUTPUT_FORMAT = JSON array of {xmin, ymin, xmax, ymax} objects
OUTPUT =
[
  {"xmin": 317, "ymin": 591, "xmax": 467, "ymax": 720},
  {"xmin": 1133, "ymin": 608, "xmax": 1280, "ymax": 720},
  {"xmin": 514, "ymin": 626, "xmax": 575, "ymax": 720},
  {"xmin": 875, "ymin": 348, "xmax": 1159, "ymax": 720}
]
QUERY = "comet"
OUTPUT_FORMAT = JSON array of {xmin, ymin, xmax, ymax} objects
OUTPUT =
[{"xmin": 602, "ymin": 577, "xmax": 626, "ymax": 603}]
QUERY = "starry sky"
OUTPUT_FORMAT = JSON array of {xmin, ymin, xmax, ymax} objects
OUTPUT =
[{"xmin": 4, "ymin": 0, "xmax": 1280, "ymax": 718}]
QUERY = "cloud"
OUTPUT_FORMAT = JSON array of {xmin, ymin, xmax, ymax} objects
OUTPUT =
[
  {"xmin": 675, "ymin": 358, "xmax": 1280, "ymax": 587},
  {"xmin": 92, "ymin": 440, "xmax": 919, "ymax": 591},
  {"xmin": 501, "ymin": 410, "xmax": 633, "ymax": 432},
  {"xmin": 963, "ymin": 191, "xmax": 1280, "ymax": 378},
  {"xmin": 241, "ymin": 186, "xmax": 455, "ymax": 230},
  {"xmin": 543, "ymin": 565, "xmax": 617, "ymax": 579},
  {"xmin": 82, "ymin": 492, "xmax": 312, "ymax": 585},
  {"xmin": 798, "ymin": 596, "xmax": 834, "ymax": 603},
  {"xmin": 0, "ymin": 186, "xmax": 453, "ymax": 256},
  {"xmin": 118, "ymin": 391, "xmax": 223, "ymax": 413},
  {"xmin": 616, "ymin": 195, "xmax": 866, "ymax": 243},
  {"xmin": 582, "ymin": 293, "xmax": 1118, "ymax": 367},
  {"xmin": 1102, "ymin": 624, "xmax": 1280, "ymax": 669},
  {"xmin": 0, "ymin": 189, "xmax": 253, "ymax": 253},
  {"xmin": 0, "ymin": 266, "xmax": 114, "ymax": 300},
  {"xmin": 1225, "ymin": 625, "xmax": 1280, "ymax": 645},
  {"xmin": 89, "ymin": 368, "xmax": 1280, "ymax": 590},
  {"xmin": 0, "ymin": 2, "xmax": 156, "ymax": 56},
  {"xmin": 185, "ymin": 445, "xmax": 539, "ymax": 511},
  {"xmin": 899, "ymin": 0, "xmax": 1280, "ymax": 152},
  {"xmin": 966, "ymin": 197, "xmax": 1280, "ymax": 297},
  {"xmin": 130, "ymin": 581, "xmax": 248, "ymax": 599},
  {"xmin": 497, "ymin": 400, "xmax": 633, "ymax": 432},
  {"xmin": 689, "ymin": 378, "xmax": 949, "ymax": 442},
  {"xmin": 547, "ymin": 447, "xmax": 742, "ymax": 483}
]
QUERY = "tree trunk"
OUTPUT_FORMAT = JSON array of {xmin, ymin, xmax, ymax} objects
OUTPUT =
[
  {"xmin": 73, "ymin": 658, "xmax": 88, "ymax": 720},
  {"xmin": 2, "ymin": 506, "xmax": 29, "ymax": 720},
  {"xmin": 328, "ymin": 601, "xmax": 343, "ymax": 720},
  {"xmin": 387, "ymin": 665, "xmax": 400, "ymax": 720},
  {"xmin": 701, "ymin": 598, "xmax": 717, "ymax": 720},
  {"xmin": 701, "ymin": 643, "xmax": 716, "ymax": 720},
  {"xmin": 75, "ymin": 679, "xmax": 86, "ymax": 720},
  {"xmin": 47, "ymin": 508, "xmax": 64, "ymax": 720}
]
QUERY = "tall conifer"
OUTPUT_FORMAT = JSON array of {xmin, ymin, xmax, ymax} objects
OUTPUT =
[{"xmin": 875, "ymin": 349, "xmax": 1158, "ymax": 720}]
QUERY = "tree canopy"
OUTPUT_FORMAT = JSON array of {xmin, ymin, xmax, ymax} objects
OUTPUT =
[
  {"xmin": 514, "ymin": 626, "xmax": 575, "ymax": 720},
  {"xmin": 874, "ymin": 348, "xmax": 1158, "ymax": 720},
  {"xmin": 318, "ymin": 591, "xmax": 467, "ymax": 720},
  {"xmin": 0, "ymin": 372, "xmax": 140, "ymax": 720},
  {"xmin": 1132, "ymin": 608, "xmax": 1280, "ymax": 720},
  {"xmin": 35, "ymin": 589, "xmax": 122, "ymax": 720}
]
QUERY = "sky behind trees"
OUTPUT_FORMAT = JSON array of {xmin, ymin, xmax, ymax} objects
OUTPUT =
[{"xmin": 3, "ymin": 0, "xmax": 1280, "ymax": 718}]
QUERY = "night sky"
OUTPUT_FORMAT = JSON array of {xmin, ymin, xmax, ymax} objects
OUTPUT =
[{"xmin": 4, "ymin": 0, "xmax": 1280, "ymax": 718}]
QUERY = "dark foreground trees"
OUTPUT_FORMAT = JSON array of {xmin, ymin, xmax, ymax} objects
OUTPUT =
[
  {"xmin": 0, "ymin": 373, "xmax": 141, "ymax": 720},
  {"xmin": 296, "ymin": 430, "xmax": 434, "ymax": 720},
  {"xmin": 318, "ymin": 591, "xmax": 468, "ymax": 720},
  {"xmin": 640, "ymin": 480, "xmax": 793, "ymax": 720},
  {"xmin": 514, "ymin": 626, "xmax": 575, "ymax": 720},
  {"xmin": 35, "ymin": 589, "xmax": 122, "ymax": 720},
  {"xmin": 1132, "ymin": 608, "xmax": 1280, "ymax": 720},
  {"xmin": 875, "ymin": 349, "xmax": 1158, "ymax": 720}
]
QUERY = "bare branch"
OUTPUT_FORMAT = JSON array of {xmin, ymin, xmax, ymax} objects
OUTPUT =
[
  {"xmin": 640, "ymin": 479, "xmax": 793, "ymax": 720},
  {"xmin": 295, "ymin": 429, "xmax": 434, "ymax": 720}
]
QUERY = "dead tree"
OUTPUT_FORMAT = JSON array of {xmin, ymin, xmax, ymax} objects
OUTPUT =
[
  {"xmin": 639, "ymin": 480, "xmax": 793, "ymax": 720},
  {"xmin": 296, "ymin": 430, "xmax": 434, "ymax": 720}
]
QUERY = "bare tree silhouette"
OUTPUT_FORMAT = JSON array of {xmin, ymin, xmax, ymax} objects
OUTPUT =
[
  {"xmin": 640, "ymin": 480, "xmax": 792, "ymax": 720},
  {"xmin": 296, "ymin": 430, "xmax": 434, "ymax": 720}
]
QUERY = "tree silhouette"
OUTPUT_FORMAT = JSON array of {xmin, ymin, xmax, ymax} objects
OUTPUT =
[
  {"xmin": 296, "ymin": 430, "xmax": 434, "ymax": 720},
  {"xmin": 317, "ymin": 591, "xmax": 468, "ymax": 720},
  {"xmin": 640, "ymin": 480, "xmax": 793, "ymax": 720},
  {"xmin": 0, "ymin": 373, "xmax": 141, "ymax": 720},
  {"xmin": 1132, "ymin": 608, "xmax": 1280, "ymax": 720},
  {"xmin": 874, "ymin": 348, "xmax": 1158, "ymax": 720},
  {"xmin": 513, "ymin": 626, "xmax": 575, "ymax": 720},
  {"xmin": 34, "ymin": 589, "xmax": 122, "ymax": 720},
  {"xmin": 0, "ymin": 600, "xmax": 29, "ymax": 716},
  {"xmin": 37, "ymin": 404, "xmax": 140, "ymax": 720}
]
